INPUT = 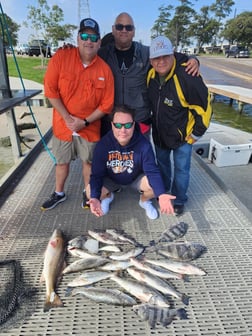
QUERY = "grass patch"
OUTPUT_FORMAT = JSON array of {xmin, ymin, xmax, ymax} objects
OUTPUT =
[{"xmin": 7, "ymin": 56, "xmax": 49, "ymax": 84}]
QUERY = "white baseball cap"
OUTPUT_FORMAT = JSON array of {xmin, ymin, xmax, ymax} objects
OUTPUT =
[{"xmin": 149, "ymin": 36, "xmax": 174, "ymax": 59}]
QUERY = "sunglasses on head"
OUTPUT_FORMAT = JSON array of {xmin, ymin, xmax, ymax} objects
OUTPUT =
[
  {"xmin": 80, "ymin": 33, "xmax": 100, "ymax": 42},
  {"xmin": 113, "ymin": 122, "xmax": 134, "ymax": 129},
  {"xmin": 115, "ymin": 24, "xmax": 134, "ymax": 32}
]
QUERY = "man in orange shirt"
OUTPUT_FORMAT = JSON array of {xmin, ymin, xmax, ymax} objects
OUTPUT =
[{"xmin": 41, "ymin": 18, "xmax": 114, "ymax": 210}]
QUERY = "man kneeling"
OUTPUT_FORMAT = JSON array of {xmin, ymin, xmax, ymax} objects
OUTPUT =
[{"xmin": 86, "ymin": 105, "xmax": 175, "ymax": 219}]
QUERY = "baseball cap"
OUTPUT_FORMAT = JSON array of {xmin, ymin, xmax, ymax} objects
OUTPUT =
[
  {"xmin": 79, "ymin": 18, "xmax": 100, "ymax": 36},
  {"xmin": 149, "ymin": 36, "xmax": 174, "ymax": 59}
]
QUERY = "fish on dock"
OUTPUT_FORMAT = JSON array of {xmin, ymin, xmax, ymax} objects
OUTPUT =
[
  {"xmin": 62, "ymin": 256, "xmax": 109, "ymax": 274},
  {"xmin": 106, "ymin": 228, "xmax": 142, "ymax": 246},
  {"xmin": 88, "ymin": 229, "xmax": 129, "ymax": 245},
  {"xmin": 40, "ymin": 229, "xmax": 66, "ymax": 312},
  {"xmin": 130, "ymin": 257, "xmax": 184, "ymax": 280},
  {"xmin": 144, "ymin": 257, "xmax": 207, "ymax": 276},
  {"xmin": 99, "ymin": 260, "xmax": 132, "ymax": 271},
  {"xmin": 110, "ymin": 274, "xmax": 170, "ymax": 307},
  {"xmin": 67, "ymin": 235, "xmax": 89, "ymax": 250},
  {"xmin": 67, "ymin": 247, "xmax": 100, "ymax": 259},
  {"xmin": 69, "ymin": 286, "xmax": 137, "ymax": 306},
  {"xmin": 66, "ymin": 270, "xmax": 112, "ymax": 289},
  {"xmin": 109, "ymin": 246, "xmax": 145, "ymax": 261},
  {"xmin": 157, "ymin": 242, "xmax": 207, "ymax": 261},
  {"xmin": 157, "ymin": 222, "xmax": 189, "ymax": 243},
  {"xmin": 127, "ymin": 267, "xmax": 189, "ymax": 305},
  {"xmin": 133, "ymin": 304, "xmax": 188, "ymax": 328},
  {"xmin": 68, "ymin": 235, "xmax": 100, "ymax": 255}
]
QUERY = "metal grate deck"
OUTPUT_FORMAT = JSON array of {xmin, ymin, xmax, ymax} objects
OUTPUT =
[{"xmin": 0, "ymin": 142, "xmax": 251, "ymax": 336}]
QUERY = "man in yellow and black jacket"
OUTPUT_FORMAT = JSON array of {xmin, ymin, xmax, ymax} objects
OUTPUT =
[{"xmin": 147, "ymin": 36, "xmax": 212, "ymax": 216}]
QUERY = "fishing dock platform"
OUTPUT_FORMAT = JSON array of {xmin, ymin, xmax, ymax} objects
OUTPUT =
[
  {"xmin": 0, "ymin": 119, "xmax": 252, "ymax": 335},
  {"xmin": 207, "ymin": 84, "xmax": 252, "ymax": 113}
]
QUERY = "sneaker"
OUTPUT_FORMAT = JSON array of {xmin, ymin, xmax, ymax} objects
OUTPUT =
[
  {"xmin": 81, "ymin": 191, "xmax": 90, "ymax": 209},
  {"xmin": 139, "ymin": 199, "xmax": 158, "ymax": 220},
  {"xmin": 174, "ymin": 204, "xmax": 184, "ymax": 216},
  {"xmin": 101, "ymin": 193, "xmax": 114, "ymax": 215},
  {"xmin": 41, "ymin": 192, "xmax": 66, "ymax": 210}
]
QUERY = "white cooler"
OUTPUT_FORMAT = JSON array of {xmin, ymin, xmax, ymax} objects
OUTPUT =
[{"xmin": 208, "ymin": 138, "xmax": 252, "ymax": 167}]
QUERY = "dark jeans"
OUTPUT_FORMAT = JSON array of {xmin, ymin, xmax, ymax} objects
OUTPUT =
[{"xmin": 155, "ymin": 142, "xmax": 192, "ymax": 205}]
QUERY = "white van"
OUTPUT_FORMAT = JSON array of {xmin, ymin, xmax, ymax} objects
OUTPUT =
[{"xmin": 15, "ymin": 43, "xmax": 29, "ymax": 55}]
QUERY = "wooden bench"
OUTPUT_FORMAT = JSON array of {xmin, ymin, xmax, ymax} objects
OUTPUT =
[{"xmin": 207, "ymin": 84, "xmax": 252, "ymax": 113}]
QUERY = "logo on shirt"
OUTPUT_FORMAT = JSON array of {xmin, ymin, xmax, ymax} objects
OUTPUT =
[
  {"xmin": 164, "ymin": 97, "xmax": 173, "ymax": 106},
  {"xmin": 107, "ymin": 150, "xmax": 134, "ymax": 174}
]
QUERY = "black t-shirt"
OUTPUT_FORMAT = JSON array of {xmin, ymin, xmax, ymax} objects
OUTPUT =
[{"xmin": 115, "ymin": 44, "xmax": 135, "ymax": 74}]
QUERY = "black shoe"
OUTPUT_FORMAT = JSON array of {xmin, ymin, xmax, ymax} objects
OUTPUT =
[
  {"xmin": 174, "ymin": 204, "xmax": 184, "ymax": 216},
  {"xmin": 41, "ymin": 192, "xmax": 66, "ymax": 210},
  {"xmin": 81, "ymin": 191, "xmax": 90, "ymax": 209}
]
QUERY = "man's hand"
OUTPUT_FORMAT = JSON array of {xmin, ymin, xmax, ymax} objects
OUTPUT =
[
  {"xmin": 87, "ymin": 198, "xmax": 104, "ymax": 217},
  {"xmin": 65, "ymin": 116, "xmax": 86, "ymax": 133},
  {"xmin": 185, "ymin": 134, "xmax": 197, "ymax": 144},
  {"xmin": 185, "ymin": 58, "xmax": 200, "ymax": 76},
  {"xmin": 158, "ymin": 194, "xmax": 176, "ymax": 215}
]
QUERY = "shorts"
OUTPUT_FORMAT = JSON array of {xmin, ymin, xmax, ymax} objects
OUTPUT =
[
  {"xmin": 103, "ymin": 174, "xmax": 144, "ymax": 193},
  {"xmin": 52, "ymin": 135, "xmax": 96, "ymax": 164}
]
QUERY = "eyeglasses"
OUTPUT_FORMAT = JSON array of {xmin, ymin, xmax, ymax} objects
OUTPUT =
[
  {"xmin": 79, "ymin": 33, "xmax": 100, "ymax": 42},
  {"xmin": 113, "ymin": 122, "xmax": 134, "ymax": 129},
  {"xmin": 114, "ymin": 24, "xmax": 134, "ymax": 32}
]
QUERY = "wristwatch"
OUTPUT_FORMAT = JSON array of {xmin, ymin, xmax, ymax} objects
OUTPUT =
[{"xmin": 83, "ymin": 118, "xmax": 90, "ymax": 127}]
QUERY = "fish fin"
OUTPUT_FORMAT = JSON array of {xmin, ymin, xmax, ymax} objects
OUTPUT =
[
  {"xmin": 39, "ymin": 272, "xmax": 45, "ymax": 284},
  {"xmin": 162, "ymin": 317, "xmax": 173, "ymax": 327},
  {"xmin": 149, "ymin": 240, "xmax": 156, "ymax": 247},
  {"xmin": 181, "ymin": 293, "xmax": 189, "ymax": 306},
  {"xmin": 43, "ymin": 292, "xmax": 63, "ymax": 312},
  {"xmin": 65, "ymin": 287, "xmax": 73, "ymax": 297},
  {"xmin": 177, "ymin": 308, "xmax": 188, "ymax": 320},
  {"xmin": 182, "ymin": 274, "xmax": 190, "ymax": 282}
]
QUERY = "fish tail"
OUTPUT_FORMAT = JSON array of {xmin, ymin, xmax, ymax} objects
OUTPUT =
[
  {"xmin": 181, "ymin": 293, "xmax": 189, "ymax": 306},
  {"xmin": 182, "ymin": 274, "xmax": 190, "ymax": 282},
  {"xmin": 145, "ymin": 241, "xmax": 157, "ymax": 253},
  {"xmin": 177, "ymin": 308, "xmax": 188, "ymax": 320},
  {"xmin": 148, "ymin": 240, "xmax": 156, "ymax": 247},
  {"xmin": 43, "ymin": 292, "xmax": 63, "ymax": 312}
]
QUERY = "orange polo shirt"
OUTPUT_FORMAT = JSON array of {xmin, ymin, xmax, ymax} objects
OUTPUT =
[{"xmin": 44, "ymin": 48, "xmax": 114, "ymax": 142}]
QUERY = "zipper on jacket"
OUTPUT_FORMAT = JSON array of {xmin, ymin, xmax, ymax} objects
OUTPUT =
[{"xmin": 156, "ymin": 83, "xmax": 162, "ymax": 145}]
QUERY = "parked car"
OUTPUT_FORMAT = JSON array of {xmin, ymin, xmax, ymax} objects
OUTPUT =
[
  {"xmin": 15, "ymin": 43, "xmax": 29, "ymax": 55},
  {"xmin": 4, "ymin": 46, "xmax": 13, "ymax": 54},
  {"xmin": 27, "ymin": 40, "xmax": 51, "ymax": 57},
  {"xmin": 225, "ymin": 45, "xmax": 250, "ymax": 58}
]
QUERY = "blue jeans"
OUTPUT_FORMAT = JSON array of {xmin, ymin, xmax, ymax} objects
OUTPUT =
[{"xmin": 155, "ymin": 143, "xmax": 192, "ymax": 205}]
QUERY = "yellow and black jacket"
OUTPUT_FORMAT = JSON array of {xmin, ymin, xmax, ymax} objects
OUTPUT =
[{"xmin": 147, "ymin": 54, "xmax": 212, "ymax": 149}]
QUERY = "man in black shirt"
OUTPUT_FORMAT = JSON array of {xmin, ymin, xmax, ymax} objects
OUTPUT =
[{"xmin": 98, "ymin": 12, "xmax": 199, "ymax": 137}]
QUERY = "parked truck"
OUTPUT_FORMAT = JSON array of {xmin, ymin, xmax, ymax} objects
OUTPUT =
[{"xmin": 27, "ymin": 40, "xmax": 51, "ymax": 57}]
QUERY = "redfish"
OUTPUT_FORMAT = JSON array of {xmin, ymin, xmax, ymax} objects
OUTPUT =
[{"xmin": 40, "ymin": 229, "xmax": 66, "ymax": 312}]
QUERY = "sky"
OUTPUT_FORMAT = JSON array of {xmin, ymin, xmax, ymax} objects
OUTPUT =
[{"xmin": 0, "ymin": 0, "xmax": 251, "ymax": 45}]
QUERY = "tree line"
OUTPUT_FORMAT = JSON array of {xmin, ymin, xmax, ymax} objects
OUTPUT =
[{"xmin": 151, "ymin": 0, "xmax": 252, "ymax": 50}]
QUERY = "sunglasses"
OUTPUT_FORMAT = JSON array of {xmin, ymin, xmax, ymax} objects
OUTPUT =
[
  {"xmin": 80, "ymin": 33, "xmax": 100, "ymax": 42},
  {"xmin": 113, "ymin": 122, "xmax": 134, "ymax": 129},
  {"xmin": 114, "ymin": 24, "xmax": 134, "ymax": 32}
]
